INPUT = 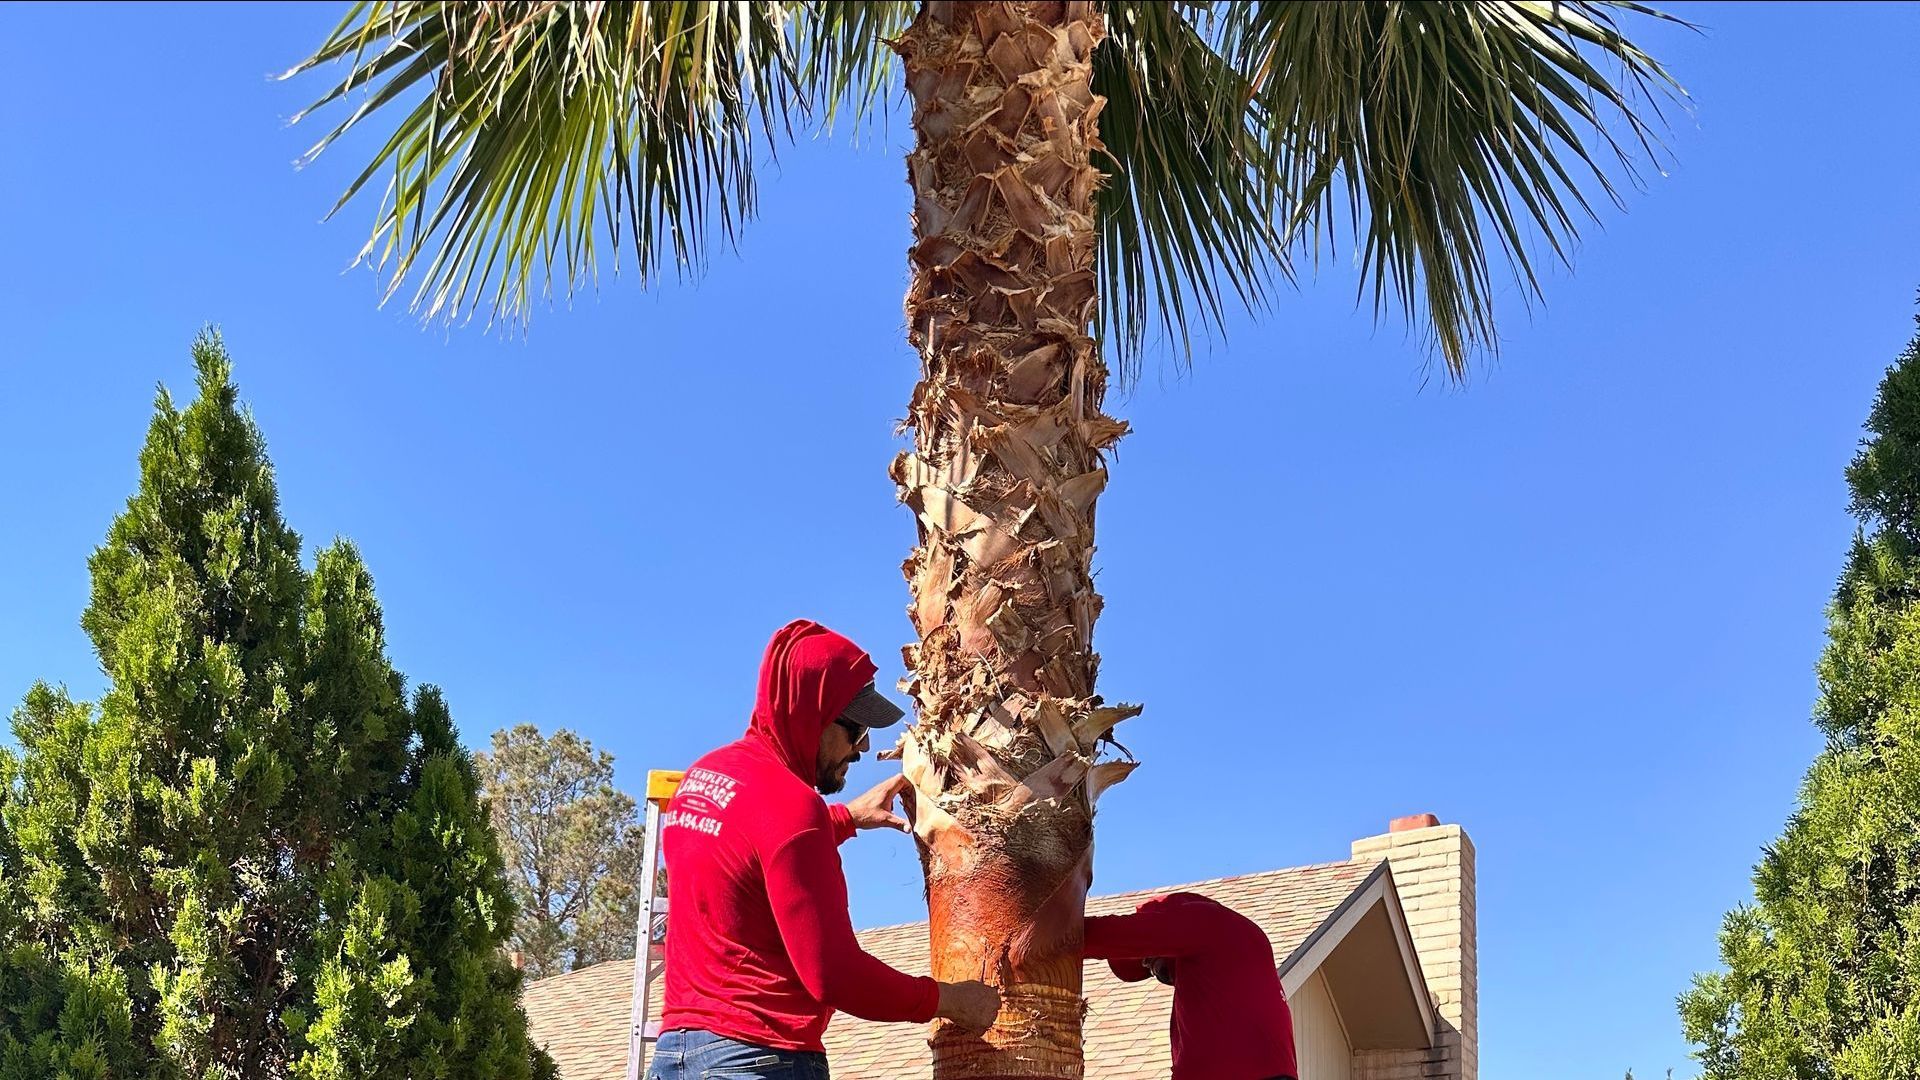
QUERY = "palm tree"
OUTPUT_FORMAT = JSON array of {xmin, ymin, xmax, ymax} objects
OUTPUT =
[{"xmin": 288, "ymin": 4, "xmax": 1681, "ymax": 1076}]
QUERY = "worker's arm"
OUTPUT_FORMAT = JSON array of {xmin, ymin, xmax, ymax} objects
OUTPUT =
[
  {"xmin": 826, "ymin": 803, "xmax": 858, "ymax": 845},
  {"xmin": 764, "ymin": 820, "xmax": 942, "ymax": 1023}
]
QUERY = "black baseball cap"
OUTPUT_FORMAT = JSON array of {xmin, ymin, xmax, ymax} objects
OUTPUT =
[{"xmin": 838, "ymin": 682, "xmax": 907, "ymax": 729}]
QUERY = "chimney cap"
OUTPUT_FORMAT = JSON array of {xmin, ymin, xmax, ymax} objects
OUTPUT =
[{"xmin": 1389, "ymin": 813, "xmax": 1441, "ymax": 832}]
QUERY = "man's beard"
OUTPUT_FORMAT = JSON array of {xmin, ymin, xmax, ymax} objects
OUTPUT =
[{"xmin": 815, "ymin": 753, "xmax": 856, "ymax": 795}]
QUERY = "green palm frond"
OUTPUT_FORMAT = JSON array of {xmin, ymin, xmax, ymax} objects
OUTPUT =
[
  {"xmin": 1220, "ymin": 1, "xmax": 1687, "ymax": 374},
  {"xmin": 797, "ymin": 1, "xmax": 915, "ymax": 134},
  {"xmin": 288, "ymin": 1, "xmax": 811, "ymax": 323},
  {"xmin": 288, "ymin": 1, "xmax": 1684, "ymax": 377},
  {"xmin": 1093, "ymin": 0, "xmax": 1291, "ymax": 382},
  {"xmin": 286, "ymin": 1, "xmax": 916, "ymax": 325}
]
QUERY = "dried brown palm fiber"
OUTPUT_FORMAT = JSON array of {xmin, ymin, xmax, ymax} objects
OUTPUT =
[{"xmin": 895, "ymin": 3, "xmax": 1137, "ymax": 1077}]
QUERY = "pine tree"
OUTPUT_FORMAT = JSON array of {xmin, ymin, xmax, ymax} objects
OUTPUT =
[
  {"xmin": 0, "ymin": 331, "xmax": 552, "ymax": 1079},
  {"xmin": 476, "ymin": 725, "xmax": 646, "ymax": 979},
  {"xmin": 1682, "ymin": 313, "xmax": 1920, "ymax": 1078}
]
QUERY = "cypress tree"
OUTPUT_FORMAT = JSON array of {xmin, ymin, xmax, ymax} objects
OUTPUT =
[
  {"xmin": 0, "ymin": 331, "xmax": 551, "ymax": 1079},
  {"xmin": 289, "ymin": 548, "xmax": 548, "ymax": 1080},
  {"xmin": 0, "ymin": 686, "xmax": 144, "ymax": 1080},
  {"xmin": 1682, "ymin": 313, "xmax": 1920, "ymax": 1078}
]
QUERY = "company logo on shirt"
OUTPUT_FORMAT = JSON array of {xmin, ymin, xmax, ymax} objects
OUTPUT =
[
  {"xmin": 665, "ymin": 766, "xmax": 739, "ymax": 837},
  {"xmin": 680, "ymin": 767, "xmax": 739, "ymax": 808}
]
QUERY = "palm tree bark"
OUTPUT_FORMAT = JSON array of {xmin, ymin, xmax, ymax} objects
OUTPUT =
[{"xmin": 895, "ymin": 4, "xmax": 1135, "ymax": 1077}]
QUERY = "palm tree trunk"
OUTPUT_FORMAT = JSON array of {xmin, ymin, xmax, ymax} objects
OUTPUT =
[{"xmin": 894, "ymin": 4, "xmax": 1135, "ymax": 1077}]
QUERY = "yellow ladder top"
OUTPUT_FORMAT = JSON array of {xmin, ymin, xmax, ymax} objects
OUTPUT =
[{"xmin": 646, "ymin": 769, "xmax": 685, "ymax": 804}]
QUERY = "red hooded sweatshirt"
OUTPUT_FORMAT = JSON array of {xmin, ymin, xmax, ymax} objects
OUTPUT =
[
  {"xmin": 1084, "ymin": 892, "xmax": 1299, "ymax": 1080},
  {"xmin": 659, "ymin": 621, "xmax": 941, "ymax": 1051}
]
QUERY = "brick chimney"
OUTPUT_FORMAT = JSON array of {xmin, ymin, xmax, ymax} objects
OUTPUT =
[{"xmin": 1350, "ymin": 815, "xmax": 1478, "ymax": 1080}]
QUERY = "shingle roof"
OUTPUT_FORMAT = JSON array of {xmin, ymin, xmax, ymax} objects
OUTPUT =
[{"xmin": 524, "ymin": 858, "xmax": 1377, "ymax": 1080}]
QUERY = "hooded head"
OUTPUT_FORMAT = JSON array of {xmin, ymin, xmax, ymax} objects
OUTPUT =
[{"xmin": 747, "ymin": 620, "xmax": 884, "ymax": 789}]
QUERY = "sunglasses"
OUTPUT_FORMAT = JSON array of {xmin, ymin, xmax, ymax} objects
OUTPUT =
[{"xmin": 833, "ymin": 716, "xmax": 868, "ymax": 743}]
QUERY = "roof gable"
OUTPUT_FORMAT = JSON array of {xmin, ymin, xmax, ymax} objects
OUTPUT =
[{"xmin": 1280, "ymin": 861, "xmax": 1436, "ymax": 1049}]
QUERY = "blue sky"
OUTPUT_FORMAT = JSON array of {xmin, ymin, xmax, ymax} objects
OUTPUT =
[{"xmin": 3, "ymin": 2, "xmax": 1918, "ymax": 1076}]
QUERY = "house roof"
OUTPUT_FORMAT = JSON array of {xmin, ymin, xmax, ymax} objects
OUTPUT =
[{"xmin": 523, "ymin": 856, "xmax": 1410, "ymax": 1080}]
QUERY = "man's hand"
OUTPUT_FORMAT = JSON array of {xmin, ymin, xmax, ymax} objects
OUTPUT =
[
  {"xmin": 935, "ymin": 980, "xmax": 1002, "ymax": 1033},
  {"xmin": 841, "ymin": 773, "xmax": 911, "ymax": 832}
]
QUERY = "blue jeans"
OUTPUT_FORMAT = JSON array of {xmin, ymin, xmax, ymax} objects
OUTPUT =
[{"xmin": 647, "ymin": 1029, "xmax": 831, "ymax": 1080}]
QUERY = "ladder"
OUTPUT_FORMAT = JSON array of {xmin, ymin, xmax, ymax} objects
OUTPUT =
[{"xmin": 626, "ymin": 769, "xmax": 685, "ymax": 1080}]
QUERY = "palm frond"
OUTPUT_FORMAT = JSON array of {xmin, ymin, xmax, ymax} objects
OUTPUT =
[
  {"xmin": 286, "ymin": 1, "xmax": 895, "ymax": 324},
  {"xmin": 1218, "ymin": 1, "xmax": 1687, "ymax": 375},
  {"xmin": 289, "ymin": 0, "xmax": 1684, "ymax": 379},
  {"xmin": 1093, "ymin": 0, "xmax": 1292, "ymax": 383},
  {"xmin": 797, "ymin": 1, "xmax": 915, "ymax": 135}
]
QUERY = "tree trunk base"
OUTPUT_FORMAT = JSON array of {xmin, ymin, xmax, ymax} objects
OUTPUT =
[{"xmin": 925, "ymin": 844, "xmax": 1092, "ymax": 1080}]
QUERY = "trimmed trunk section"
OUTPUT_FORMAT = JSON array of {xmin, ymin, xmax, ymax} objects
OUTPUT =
[{"xmin": 894, "ymin": 4, "xmax": 1136, "ymax": 1078}]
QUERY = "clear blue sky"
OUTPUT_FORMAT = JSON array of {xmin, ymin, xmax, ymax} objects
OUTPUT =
[{"xmin": 3, "ymin": 3, "xmax": 1917, "ymax": 1076}]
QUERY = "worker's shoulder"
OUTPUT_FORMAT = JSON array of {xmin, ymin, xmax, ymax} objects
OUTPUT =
[{"xmin": 683, "ymin": 744, "xmax": 827, "ymax": 816}]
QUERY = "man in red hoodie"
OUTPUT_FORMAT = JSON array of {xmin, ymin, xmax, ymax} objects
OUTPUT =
[
  {"xmin": 651, "ymin": 620, "xmax": 1000, "ymax": 1080},
  {"xmin": 1084, "ymin": 892, "xmax": 1299, "ymax": 1080}
]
